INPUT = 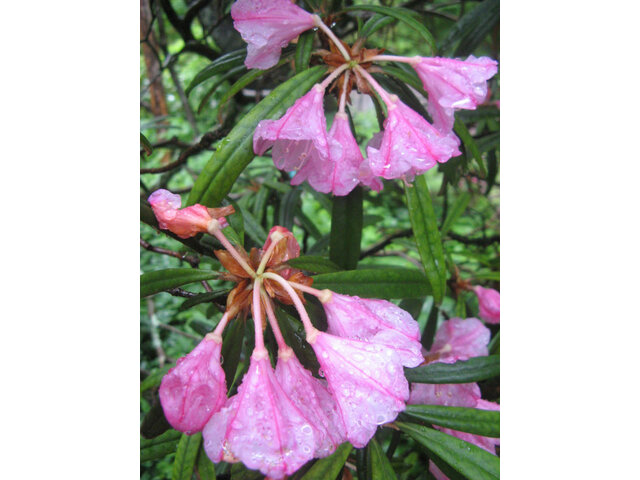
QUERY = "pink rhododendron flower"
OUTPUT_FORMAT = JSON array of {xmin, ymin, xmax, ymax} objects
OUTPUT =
[
  {"xmin": 308, "ymin": 330, "xmax": 409, "ymax": 447},
  {"xmin": 474, "ymin": 286, "xmax": 500, "ymax": 324},
  {"xmin": 231, "ymin": 0, "xmax": 316, "ymax": 69},
  {"xmin": 159, "ymin": 333, "xmax": 226, "ymax": 434},
  {"xmin": 254, "ymin": 85, "xmax": 340, "ymax": 193},
  {"xmin": 412, "ymin": 55, "xmax": 498, "ymax": 132},
  {"xmin": 203, "ymin": 350, "xmax": 319, "ymax": 479},
  {"xmin": 367, "ymin": 99, "xmax": 461, "ymax": 181},
  {"xmin": 409, "ymin": 382, "xmax": 481, "ymax": 408},
  {"xmin": 275, "ymin": 348, "xmax": 346, "ymax": 457},
  {"xmin": 321, "ymin": 292, "xmax": 423, "ymax": 367}
]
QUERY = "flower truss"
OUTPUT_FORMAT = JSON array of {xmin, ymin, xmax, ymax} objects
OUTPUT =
[{"xmin": 231, "ymin": 0, "xmax": 498, "ymax": 195}]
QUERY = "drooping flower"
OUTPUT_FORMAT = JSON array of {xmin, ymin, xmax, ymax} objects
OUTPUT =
[
  {"xmin": 202, "ymin": 350, "xmax": 319, "ymax": 479},
  {"xmin": 159, "ymin": 333, "xmax": 226, "ymax": 434},
  {"xmin": 367, "ymin": 98, "xmax": 461, "ymax": 182},
  {"xmin": 148, "ymin": 189, "xmax": 234, "ymax": 239},
  {"xmin": 474, "ymin": 286, "xmax": 500, "ymax": 324},
  {"xmin": 307, "ymin": 329, "xmax": 409, "ymax": 447},
  {"xmin": 231, "ymin": 0, "xmax": 316, "ymax": 70},
  {"xmin": 320, "ymin": 291, "xmax": 423, "ymax": 367},
  {"xmin": 412, "ymin": 55, "xmax": 498, "ymax": 132}
]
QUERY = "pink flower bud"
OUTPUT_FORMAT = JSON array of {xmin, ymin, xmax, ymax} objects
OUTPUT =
[
  {"xmin": 231, "ymin": 0, "xmax": 316, "ymax": 70},
  {"xmin": 474, "ymin": 286, "xmax": 500, "ymax": 324},
  {"xmin": 431, "ymin": 317, "xmax": 490, "ymax": 362},
  {"xmin": 148, "ymin": 189, "xmax": 212, "ymax": 239},
  {"xmin": 159, "ymin": 334, "xmax": 226, "ymax": 434}
]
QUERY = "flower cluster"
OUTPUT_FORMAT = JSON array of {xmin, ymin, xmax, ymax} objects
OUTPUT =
[
  {"xmin": 230, "ymin": 0, "xmax": 498, "ymax": 194},
  {"xmin": 149, "ymin": 190, "xmax": 424, "ymax": 478}
]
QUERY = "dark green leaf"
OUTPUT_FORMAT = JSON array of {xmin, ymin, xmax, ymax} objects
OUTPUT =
[
  {"xmin": 140, "ymin": 268, "xmax": 219, "ymax": 298},
  {"xmin": 239, "ymin": 203, "xmax": 268, "ymax": 245},
  {"xmin": 186, "ymin": 49, "xmax": 246, "ymax": 96},
  {"xmin": 276, "ymin": 307, "xmax": 321, "ymax": 374},
  {"xmin": 279, "ymin": 188, "xmax": 303, "ymax": 231},
  {"xmin": 218, "ymin": 62, "xmax": 286, "ymax": 113},
  {"xmin": 398, "ymin": 297, "xmax": 425, "ymax": 319},
  {"xmin": 441, "ymin": 192, "xmax": 471, "ymax": 236},
  {"xmin": 330, "ymin": 186, "xmax": 363, "ymax": 270},
  {"xmin": 360, "ymin": 13, "xmax": 396, "ymax": 38},
  {"xmin": 421, "ymin": 303, "xmax": 439, "ymax": 350},
  {"xmin": 197, "ymin": 65, "xmax": 246, "ymax": 114},
  {"xmin": 402, "ymin": 405, "xmax": 500, "ymax": 438},
  {"xmin": 295, "ymin": 206, "xmax": 323, "ymax": 240},
  {"xmin": 378, "ymin": 64, "xmax": 426, "ymax": 96},
  {"xmin": 221, "ymin": 318, "xmax": 246, "ymax": 390},
  {"xmin": 356, "ymin": 446, "xmax": 371, "ymax": 480},
  {"xmin": 172, "ymin": 433, "xmax": 202, "ymax": 480},
  {"xmin": 225, "ymin": 199, "xmax": 245, "ymax": 245},
  {"xmin": 454, "ymin": 119, "xmax": 487, "ymax": 177},
  {"xmin": 313, "ymin": 268, "xmax": 431, "ymax": 299},
  {"xmin": 295, "ymin": 30, "xmax": 315, "ymax": 73},
  {"xmin": 440, "ymin": 0, "xmax": 500, "ymax": 57},
  {"xmin": 140, "ymin": 365, "xmax": 171, "ymax": 393},
  {"xmin": 405, "ymin": 355, "xmax": 500, "ymax": 384},
  {"xmin": 196, "ymin": 444, "xmax": 217, "ymax": 480},
  {"xmin": 140, "ymin": 429, "xmax": 181, "ymax": 463},
  {"xmin": 140, "ymin": 397, "xmax": 172, "ymax": 438},
  {"xmin": 188, "ymin": 66, "xmax": 326, "ymax": 207},
  {"xmin": 489, "ymin": 331, "xmax": 500, "ymax": 355},
  {"xmin": 307, "ymin": 233, "xmax": 330, "ymax": 256},
  {"xmin": 287, "ymin": 255, "xmax": 342, "ymax": 274},
  {"xmin": 369, "ymin": 438, "xmax": 397, "ymax": 480},
  {"xmin": 396, "ymin": 422, "xmax": 499, "ymax": 480},
  {"xmin": 301, "ymin": 443, "xmax": 352, "ymax": 479},
  {"xmin": 178, "ymin": 290, "xmax": 227, "ymax": 311},
  {"xmin": 230, "ymin": 463, "xmax": 263, "ymax": 480},
  {"xmin": 405, "ymin": 175, "xmax": 447, "ymax": 303},
  {"xmin": 140, "ymin": 132, "xmax": 153, "ymax": 155}
]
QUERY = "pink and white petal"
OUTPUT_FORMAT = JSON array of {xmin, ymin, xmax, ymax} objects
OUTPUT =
[
  {"xmin": 430, "ymin": 317, "xmax": 490, "ymax": 363},
  {"xmin": 408, "ymin": 382, "xmax": 481, "ymax": 407},
  {"xmin": 474, "ymin": 286, "xmax": 500, "ymax": 324}
]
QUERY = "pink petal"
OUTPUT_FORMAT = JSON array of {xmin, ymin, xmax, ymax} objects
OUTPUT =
[
  {"xmin": 275, "ymin": 350, "xmax": 346, "ymax": 457},
  {"xmin": 322, "ymin": 293, "xmax": 423, "ymax": 367},
  {"xmin": 231, "ymin": 0, "xmax": 315, "ymax": 69},
  {"xmin": 430, "ymin": 317, "xmax": 490, "ymax": 363},
  {"xmin": 148, "ymin": 189, "xmax": 213, "ymax": 239},
  {"xmin": 202, "ymin": 353, "xmax": 318, "ymax": 479},
  {"xmin": 413, "ymin": 55, "xmax": 498, "ymax": 132},
  {"xmin": 262, "ymin": 226, "xmax": 300, "ymax": 262},
  {"xmin": 159, "ymin": 334, "xmax": 226, "ymax": 434},
  {"xmin": 309, "ymin": 331, "xmax": 409, "ymax": 447},
  {"xmin": 429, "ymin": 461, "xmax": 450, "ymax": 480},
  {"xmin": 408, "ymin": 382, "xmax": 481, "ymax": 407},
  {"xmin": 474, "ymin": 286, "xmax": 500, "ymax": 324},
  {"xmin": 366, "ymin": 99, "xmax": 461, "ymax": 181}
]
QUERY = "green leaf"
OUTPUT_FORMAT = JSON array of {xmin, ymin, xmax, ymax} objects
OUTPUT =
[
  {"xmin": 360, "ymin": 13, "xmax": 396, "ymax": 38},
  {"xmin": 225, "ymin": 199, "xmax": 245, "ymax": 246},
  {"xmin": 441, "ymin": 192, "xmax": 471, "ymax": 237},
  {"xmin": 178, "ymin": 290, "xmax": 228, "ymax": 311},
  {"xmin": 140, "ymin": 429, "xmax": 182, "ymax": 463},
  {"xmin": 140, "ymin": 132, "xmax": 153, "ymax": 155},
  {"xmin": 221, "ymin": 318, "xmax": 246, "ymax": 390},
  {"xmin": 279, "ymin": 188, "xmax": 303, "ymax": 231},
  {"xmin": 186, "ymin": 49, "xmax": 246, "ymax": 96},
  {"xmin": 440, "ymin": 0, "xmax": 500, "ymax": 57},
  {"xmin": 369, "ymin": 438, "xmax": 397, "ymax": 480},
  {"xmin": 402, "ymin": 405, "xmax": 500, "ymax": 438},
  {"xmin": 378, "ymin": 64, "xmax": 425, "ymax": 96},
  {"xmin": 313, "ymin": 268, "xmax": 431, "ymax": 299},
  {"xmin": 345, "ymin": 5, "xmax": 435, "ymax": 54},
  {"xmin": 295, "ymin": 206, "xmax": 323, "ymax": 240},
  {"xmin": 140, "ymin": 365, "xmax": 171, "ymax": 393},
  {"xmin": 405, "ymin": 355, "xmax": 500, "ymax": 384},
  {"xmin": 218, "ymin": 62, "xmax": 285, "ymax": 113},
  {"xmin": 188, "ymin": 66, "xmax": 327, "ymax": 207},
  {"xmin": 172, "ymin": 433, "xmax": 202, "ymax": 480},
  {"xmin": 197, "ymin": 65, "xmax": 246, "ymax": 114},
  {"xmin": 489, "ymin": 331, "xmax": 500, "ymax": 355},
  {"xmin": 405, "ymin": 175, "xmax": 447, "ymax": 303},
  {"xmin": 287, "ymin": 255, "xmax": 342, "ymax": 273},
  {"xmin": 330, "ymin": 186, "xmax": 363, "ymax": 270},
  {"xmin": 301, "ymin": 443, "xmax": 352, "ymax": 479},
  {"xmin": 295, "ymin": 30, "xmax": 315, "ymax": 73},
  {"xmin": 307, "ymin": 233, "xmax": 330, "ymax": 256},
  {"xmin": 140, "ymin": 397, "xmax": 172, "ymax": 438},
  {"xmin": 454, "ymin": 119, "xmax": 487, "ymax": 177},
  {"xmin": 196, "ymin": 444, "xmax": 217, "ymax": 480},
  {"xmin": 239, "ymin": 203, "xmax": 268, "ymax": 245},
  {"xmin": 140, "ymin": 268, "xmax": 219, "ymax": 298},
  {"xmin": 421, "ymin": 303, "xmax": 439, "ymax": 350},
  {"xmin": 356, "ymin": 446, "xmax": 371, "ymax": 480},
  {"xmin": 396, "ymin": 422, "xmax": 499, "ymax": 480}
]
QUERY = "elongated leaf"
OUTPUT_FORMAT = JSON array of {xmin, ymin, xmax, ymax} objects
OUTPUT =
[
  {"xmin": 421, "ymin": 303, "xmax": 439, "ymax": 350},
  {"xmin": 405, "ymin": 355, "xmax": 500, "ymax": 384},
  {"xmin": 218, "ymin": 60, "xmax": 287, "ymax": 113},
  {"xmin": 405, "ymin": 175, "xmax": 447, "ymax": 303},
  {"xmin": 178, "ymin": 290, "xmax": 228, "ymax": 311},
  {"xmin": 301, "ymin": 443, "xmax": 352, "ymax": 479},
  {"xmin": 186, "ymin": 49, "xmax": 246, "ymax": 96},
  {"xmin": 140, "ymin": 268, "xmax": 219, "ymax": 298},
  {"xmin": 307, "ymin": 233, "xmax": 330, "ymax": 256},
  {"xmin": 140, "ymin": 365, "xmax": 171, "ymax": 393},
  {"xmin": 287, "ymin": 255, "xmax": 342, "ymax": 273},
  {"xmin": 239, "ymin": 203, "xmax": 268, "ymax": 245},
  {"xmin": 188, "ymin": 66, "xmax": 326, "ymax": 207},
  {"xmin": 345, "ymin": 5, "xmax": 435, "ymax": 54},
  {"xmin": 197, "ymin": 65, "xmax": 246, "ymax": 114},
  {"xmin": 221, "ymin": 318, "xmax": 246, "ymax": 389},
  {"xmin": 440, "ymin": 0, "xmax": 500, "ymax": 57},
  {"xmin": 295, "ymin": 30, "xmax": 315, "ymax": 73},
  {"xmin": 356, "ymin": 447, "xmax": 371, "ymax": 480},
  {"xmin": 378, "ymin": 64, "xmax": 425, "ymax": 96},
  {"xmin": 140, "ymin": 132, "xmax": 153, "ymax": 155},
  {"xmin": 295, "ymin": 206, "xmax": 323, "ymax": 240},
  {"xmin": 313, "ymin": 268, "xmax": 431, "ymax": 299},
  {"xmin": 196, "ymin": 444, "xmax": 217, "ymax": 480},
  {"xmin": 140, "ymin": 397, "xmax": 172, "ymax": 438},
  {"xmin": 441, "ymin": 192, "xmax": 471, "ymax": 236},
  {"xmin": 396, "ymin": 422, "xmax": 499, "ymax": 480},
  {"xmin": 402, "ymin": 405, "xmax": 500, "ymax": 438},
  {"xmin": 279, "ymin": 188, "xmax": 303, "ymax": 231},
  {"xmin": 172, "ymin": 433, "xmax": 202, "ymax": 480},
  {"xmin": 454, "ymin": 119, "xmax": 487, "ymax": 177},
  {"xmin": 360, "ymin": 13, "xmax": 396, "ymax": 38},
  {"xmin": 140, "ymin": 429, "xmax": 182, "ymax": 463},
  {"xmin": 330, "ymin": 186, "xmax": 363, "ymax": 270},
  {"xmin": 369, "ymin": 438, "xmax": 397, "ymax": 480}
]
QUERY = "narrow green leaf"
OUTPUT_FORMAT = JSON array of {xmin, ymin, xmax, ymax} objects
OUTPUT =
[
  {"xmin": 188, "ymin": 66, "xmax": 326, "ymax": 207},
  {"xmin": 489, "ymin": 331, "xmax": 500, "ymax": 355},
  {"xmin": 276, "ymin": 307, "xmax": 321, "ymax": 379},
  {"xmin": 140, "ymin": 397, "xmax": 172, "ymax": 438},
  {"xmin": 405, "ymin": 355, "xmax": 500, "ymax": 384},
  {"xmin": 197, "ymin": 65, "xmax": 246, "ymax": 114},
  {"xmin": 313, "ymin": 268, "xmax": 431, "ymax": 299},
  {"xmin": 360, "ymin": 13, "xmax": 396, "ymax": 38},
  {"xmin": 218, "ymin": 63, "xmax": 285, "ymax": 113},
  {"xmin": 225, "ymin": 199, "xmax": 245, "ymax": 245},
  {"xmin": 186, "ymin": 49, "xmax": 246, "ymax": 96},
  {"xmin": 230, "ymin": 463, "xmax": 263, "ymax": 479},
  {"xmin": 441, "ymin": 192, "xmax": 471, "ymax": 236},
  {"xmin": 221, "ymin": 319, "xmax": 246, "ymax": 390},
  {"xmin": 140, "ymin": 365, "xmax": 171, "ymax": 393},
  {"xmin": 140, "ymin": 268, "xmax": 219, "ymax": 298},
  {"xmin": 369, "ymin": 438, "xmax": 397, "ymax": 480},
  {"xmin": 140, "ymin": 429, "xmax": 182, "ymax": 463},
  {"xmin": 196, "ymin": 444, "xmax": 217, "ymax": 480},
  {"xmin": 403, "ymin": 405, "xmax": 500, "ymax": 438},
  {"xmin": 172, "ymin": 433, "xmax": 202, "ymax": 480},
  {"xmin": 295, "ymin": 206, "xmax": 323, "ymax": 240},
  {"xmin": 301, "ymin": 443, "xmax": 352, "ymax": 479},
  {"xmin": 356, "ymin": 447, "xmax": 371, "ymax": 480},
  {"xmin": 178, "ymin": 290, "xmax": 228, "ymax": 311},
  {"xmin": 295, "ymin": 30, "xmax": 315, "ymax": 73},
  {"xmin": 239, "ymin": 203, "xmax": 268, "ymax": 245},
  {"xmin": 398, "ymin": 297, "xmax": 425, "ymax": 319},
  {"xmin": 378, "ymin": 64, "xmax": 426, "ymax": 96},
  {"xmin": 307, "ymin": 233, "xmax": 330, "ymax": 256},
  {"xmin": 345, "ymin": 5, "xmax": 435, "ymax": 54},
  {"xmin": 330, "ymin": 186, "xmax": 363, "ymax": 270},
  {"xmin": 454, "ymin": 119, "xmax": 487, "ymax": 177},
  {"xmin": 252, "ymin": 178, "xmax": 271, "ymax": 224},
  {"xmin": 405, "ymin": 175, "xmax": 447, "ymax": 303},
  {"xmin": 421, "ymin": 303, "xmax": 439, "ymax": 350},
  {"xmin": 140, "ymin": 132, "xmax": 153, "ymax": 155},
  {"xmin": 440, "ymin": 0, "xmax": 500, "ymax": 57},
  {"xmin": 396, "ymin": 422, "xmax": 499, "ymax": 480},
  {"xmin": 287, "ymin": 255, "xmax": 342, "ymax": 274},
  {"xmin": 279, "ymin": 188, "xmax": 303, "ymax": 231}
]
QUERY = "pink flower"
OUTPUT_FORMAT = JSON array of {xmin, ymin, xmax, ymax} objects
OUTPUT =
[
  {"xmin": 231, "ymin": 0, "xmax": 316, "ymax": 69},
  {"xmin": 254, "ymin": 85, "xmax": 340, "ymax": 193},
  {"xmin": 408, "ymin": 382, "xmax": 481, "ymax": 408},
  {"xmin": 474, "ymin": 286, "xmax": 500, "ymax": 324},
  {"xmin": 308, "ymin": 330, "xmax": 409, "ymax": 447},
  {"xmin": 203, "ymin": 350, "xmax": 319, "ymax": 479},
  {"xmin": 321, "ymin": 292, "xmax": 423, "ymax": 367},
  {"xmin": 326, "ymin": 113, "xmax": 383, "ymax": 195},
  {"xmin": 275, "ymin": 348, "xmax": 346, "ymax": 457},
  {"xmin": 148, "ymin": 189, "xmax": 233, "ymax": 239},
  {"xmin": 159, "ymin": 333, "xmax": 226, "ymax": 434},
  {"xmin": 412, "ymin": 55, "xmax": 498, "ymax": 132},
  {"xmin": 367, "ymin": 99, "xmax": 461, "ymax": 181}
]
